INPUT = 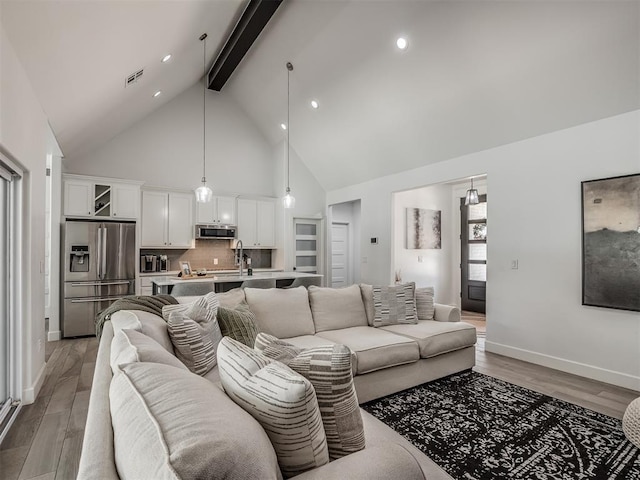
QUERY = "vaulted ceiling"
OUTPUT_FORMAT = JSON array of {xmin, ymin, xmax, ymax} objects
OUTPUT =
[{"xmin": 3, "ymin": 1, "xmax": 639, "ymax": 191}]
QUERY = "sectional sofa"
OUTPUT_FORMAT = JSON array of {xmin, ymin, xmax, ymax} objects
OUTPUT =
[{"xmin": 78, "ymin": 284, "xmax": 477, "ymax": 480}]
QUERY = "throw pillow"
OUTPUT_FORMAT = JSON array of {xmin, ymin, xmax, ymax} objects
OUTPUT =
[
  {"xmin": 217, "ymin": 301, "xmax": 259, "ymax": 347},
  {"xmin": 244, "ymin": 286, "xmax": 316, "ymax": 338},
  {"xmin": 255, "ymin": 333, "xmax": 365, "ymax": 460},
  {"xmin": 308, "ymin": 284, "xmax": 368, "ymax": 332},
  {"xmin": 217, "ymin": 337, "xmax": 329, "ymax": 477},
  {"xmin": 162, "ymin": 293, "xmax": 222, "ymax": 376},
  {"xmin": 110, "ymin": 329, "xmax": 187, "ymax": 374},
  {"xmin": 415, "ymin": 286, "xmax": 435, "ymax": 321},
  {"xmin": 111, "ymin": 362, "xmax": 280, "ymax": 480},
  {"xmin": 372, "ymin": 282, "xmax": 418, "ymax": 327}
]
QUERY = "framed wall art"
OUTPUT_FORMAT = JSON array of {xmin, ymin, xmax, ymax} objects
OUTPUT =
[
  {"xmin": 582, "ymin": 173, "xmax": 640, "ymax": 312},
  {"xmin": 406, "ymin": 207, "xmax": 441, "ymax": 249}
]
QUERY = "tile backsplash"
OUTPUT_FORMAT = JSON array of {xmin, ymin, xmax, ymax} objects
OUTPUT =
[{"xmin": 142, "ymin": 240, "xmax": 272, "ymax": 271}]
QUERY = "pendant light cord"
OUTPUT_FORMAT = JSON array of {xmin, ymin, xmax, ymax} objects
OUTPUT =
[
  {"xmin": 286, "ymin": 62, "xmax": 291, "ymax": 191},
  {"xmin": 201, "ymin": 33, "xmax": 207, "ymax": 182}
]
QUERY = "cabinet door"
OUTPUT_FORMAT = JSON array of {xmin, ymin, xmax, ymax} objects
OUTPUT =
[
  {"xmin": 141, "ymin": 191, "xmax": 168, "ymax": 247},
  {"xmin": 167, "ymin": 193, "xmax": 193, "ymax": 247},
  {"xmin": 256, "ymin": 200, "xmax": 276, "ymax": 247},
  {"xmin": 195, "ymin": 198, "xmax": 215, "ymax": 224},
  {"xmin": 237, "ymin": 199, "xmax": 258, "ymax": 246},
  {"xmin": 112, "ymin": 184, "xmax": 139, "ymax": 219},
  {"xmin": 64, "ymin": 180, "xmax": 93, "ymax": 217},
  {"xmin": 216, "ymin": 196, "xmax": 236, "ymax": 225}
]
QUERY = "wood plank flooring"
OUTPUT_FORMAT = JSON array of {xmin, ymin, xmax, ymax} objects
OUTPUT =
[
  {"xmin": 1, "ymin": 332, "xmax": 638, "ymax": 480},
  {"xmin": 0, "ymin": 338, "xmax": 97, "ymax": 480}
]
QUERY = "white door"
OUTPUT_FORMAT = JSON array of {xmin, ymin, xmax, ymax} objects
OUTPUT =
[
  {"xmin": 293, "ymin": 218, "xmax": 322, "ymax": 275},
  {"xmin": 331, "ymin": 223, "xmax": 349, "ymax": 287},
  {"xmin": 167, "ymin": 193, "xmax": 193, "ymax": 247},
  {"xmin": 112, "ymin": 184, "xmax": 139, "ymax": 219},
  {"xmin": 141, "ymin": 191, "xmax": 168, "ymax": 247}
]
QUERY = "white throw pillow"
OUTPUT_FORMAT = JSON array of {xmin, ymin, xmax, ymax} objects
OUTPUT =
[{"xmin": 110, "ymin": 329, "xmax": 187, "ymax": 374}]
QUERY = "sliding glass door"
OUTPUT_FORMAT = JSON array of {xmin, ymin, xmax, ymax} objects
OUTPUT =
[{"xmin": 0, "ymin": 167, "xmax": 11, "ymax": 422}]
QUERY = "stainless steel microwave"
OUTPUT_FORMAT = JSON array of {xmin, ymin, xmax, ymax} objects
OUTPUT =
[{"xmin": 195, "ymin": 225, "xmax": 237, "ymax": 239}]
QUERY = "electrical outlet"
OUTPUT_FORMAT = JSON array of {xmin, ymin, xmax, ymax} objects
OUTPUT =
[
  {"xmin": 362, "ymin": 257, "xmax": 368, "ymax": 264},
  {"xmin": 213, "ymin": 258, "xmax": 218, "ymax": 265},
  {"xmin": 418, "ymin": 256, "xmax": 423, "ymax": 263}
]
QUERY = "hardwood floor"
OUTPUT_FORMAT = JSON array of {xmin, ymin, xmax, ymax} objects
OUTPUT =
[
  {"xmin": 0, "ymin": 338, "xmax": 97, "ymax": 480},
  {"xmin": 1, "ymin": 332, "xmax": 638, "ymax": 480}
]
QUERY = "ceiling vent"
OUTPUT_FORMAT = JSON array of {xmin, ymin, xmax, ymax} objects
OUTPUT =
[{"xmin": 125, "ymin": 69, "xmax": 144, "ymax": 87}]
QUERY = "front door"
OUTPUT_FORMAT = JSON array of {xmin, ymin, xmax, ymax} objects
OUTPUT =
[{"xmin": 461, "ymin": 194, "xmax": 487, "ymax": 313}]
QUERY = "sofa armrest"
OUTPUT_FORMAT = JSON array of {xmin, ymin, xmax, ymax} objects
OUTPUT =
[
  {"xmin": 433, "ymin": 304, "xmax": 461, "ymax": 322},
  {"xmin": 290, "ymin": 444, "xmax": 425, "ymax": 480}
]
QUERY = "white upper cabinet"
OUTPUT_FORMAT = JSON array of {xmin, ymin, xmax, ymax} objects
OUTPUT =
[
  {"xmin": 236, "ymin": 198, "xmax": 276, "ymax": 248},
  {"xmin": 141, "ymin": 190, "xmax": 193, "ymax": 248},
  {"xmin": 195, "ymin": 195, "xmax": 236, "ymax": 225},
  {"xmin": 62, "ymin": 174, "xmax": 142, "ymax": 220}
]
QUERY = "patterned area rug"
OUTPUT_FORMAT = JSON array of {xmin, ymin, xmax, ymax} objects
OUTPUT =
[{"xmin": 362, "ymin": 371, "xmax": 640, "ymax": 479}]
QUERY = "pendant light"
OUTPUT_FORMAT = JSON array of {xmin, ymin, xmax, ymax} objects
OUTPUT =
[
  {"xmin": 283, "ymin": 61, "xmax": 296, "ymax": 209},
  {"xmin": 465, "ymin": 177, "xmax": 479, "ymax": 206},
  {"xmin": 195, "ymin": 33, "xmax": 213, "ymax": 203}
]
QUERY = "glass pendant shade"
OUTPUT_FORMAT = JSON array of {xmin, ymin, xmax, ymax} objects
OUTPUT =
[
  {"xmin": 195, "ymin": 179, "xmax": 213, "ymax": 203},
  {"xmin": 283, "ymin": 188, "xmax": 296, "ymax": 209},
  {"xmin": 465, "ymin": 178, "xmax": 480, "ymax": 206}
]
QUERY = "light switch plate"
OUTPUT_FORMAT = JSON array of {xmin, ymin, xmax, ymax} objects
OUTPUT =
[{"xmin": 511, "ymin": 260, "xmax": 519, "ymax": 269}]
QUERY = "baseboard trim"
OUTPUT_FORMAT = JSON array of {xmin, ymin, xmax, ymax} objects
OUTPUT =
[
  {"xmin": 22, "ymin": 362, "xmax": 47, "ymax": 405},
  {"xmin": 47, "ymin": 330, "xmax": 61, "ymax": 342},
  {"xmin": 485, "ymin": 341, "xmax": 640, "ymax": 392}
]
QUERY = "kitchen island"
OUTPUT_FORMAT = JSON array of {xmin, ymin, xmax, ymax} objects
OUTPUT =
[{"xmin": 150, "ymin": 271, "xmax": 323, "ymax": 295}]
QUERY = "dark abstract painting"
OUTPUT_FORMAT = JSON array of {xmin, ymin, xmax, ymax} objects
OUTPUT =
[
  {"xmin": 406, "ymin": 208, "xmax": 441, "ymax": 249},
  {"xmin": 582, "ymin": 173, "xmax": 640, "ymax": 312}
]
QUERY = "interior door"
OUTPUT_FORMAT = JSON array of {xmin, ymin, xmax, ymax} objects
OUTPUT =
[
  {"xmin": 0, "ymin": 173, "xmax": 9, "ymax": 420},
  {"xmin": 461, "ymin": 194, "xmax": 487, "ymax": 313},
  {"xmin": 331, "ymin": 223, "xmax": 349, "ymax": 287},
  {"xmin": 293, "ymin": 218, "xmax": 321, "ymax": 275}
]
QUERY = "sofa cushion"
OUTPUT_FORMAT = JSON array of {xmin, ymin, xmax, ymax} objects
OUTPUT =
[
  {"xmin": 162, "ymin": 293, "xmax": 223, "ymax": 376},
  {"xmin": 381, "ymin": 321, "xmax": 477, "ymax": 358},
  {"xmin": 316, "ymin": 327, "xmax": 420, "ymax": 375},
  {"xmin": 217, "ymin": 337, "xmax": 329, "ymax": 477},
  {"xmin": 217, "ymin": 287, "xmax": 246, "ymax": 308},
  {"xmin": 359, "ymin": 284, "xmax": 375, "ymax": 326},
  {"xmin": 217, "ymin": 301, "xmax": 259, "ymax": 347},
  {"xmin": 255, "ymin": 333, "xmax": 365, "ymax": 460},
  {"xmin": 110, "ymin": 329, "xmax": 187, "ymax": 374},
  {"xmin": 415, "ymin": 287, "xmax": 435, "ymax": 321},
  {"xmin": 110, "ymin": 310, "xmax": 173, "ymax": 353},
  {"xmin": 110, "ymin": 362, "xmax": 280, "ymax": 480},
  {"xmin": 372, "ymin": 282, "xmax": 417, "ymax": 327},
  {"xmin": 245, "ymin": 286, "xmax": 315, "ymax": 338},
  {"xmin": 308, "ymin": 285, "xmax": 368, "ymax": 332}
]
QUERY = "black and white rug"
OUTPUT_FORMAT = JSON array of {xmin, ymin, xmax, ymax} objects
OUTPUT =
[{"xmin": 362, "ymin": 371, "xmax": 640, "ymax": 479}]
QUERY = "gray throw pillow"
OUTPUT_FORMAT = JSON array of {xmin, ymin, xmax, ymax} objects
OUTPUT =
[
  {"xmin": 372, "ymin": 282, "xmax": 417, "ymax": 327},
  {"xmin": 255, "ymin": 332, "xmax": 366, "ymax": 460},
  {"xmin": 217, "ymin": 301, "xmax": 259, "ymax": 347},
  {"xmin": 415, "ymin": 286, "xmax": 435, "ymax": 321}
]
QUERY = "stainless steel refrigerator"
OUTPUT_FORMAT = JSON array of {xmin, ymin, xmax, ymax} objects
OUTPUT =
[{"xmin": 61, "ymin": 220, "xmax": 136, "ymax": 337}]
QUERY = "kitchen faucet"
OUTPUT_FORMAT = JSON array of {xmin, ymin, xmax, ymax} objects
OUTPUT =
[{"xmin": 235, "ymin": 240, "xmax": 244, "ymax": 277}]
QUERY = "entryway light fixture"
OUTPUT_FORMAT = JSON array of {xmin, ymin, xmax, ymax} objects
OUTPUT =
[
  {"xmin": 195, "ymin": 33, "xmax": 213, "ymax": 203},
  {"xmin": 465, "ymin": 177, "xmax": 479, "ymax": 205},
  {"xmin": 283, "ymin": 61, "xmax": 295, "ymax": 209}
]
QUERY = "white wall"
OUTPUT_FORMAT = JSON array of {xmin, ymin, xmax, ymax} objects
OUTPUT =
[
  {"xmin": 0, "ymin": 23, "xmax": 62, "ymax": 403},
  {"xmin": 393, "ymin": 185, "xmax": 454, "ymax": 304},
  {"xmin": 327, "ymin": 110, "xmax": 640, "ymax": 390},
  {"xmin": 63, "ymin": 82, "xmax": 275, "ymax": 196}
]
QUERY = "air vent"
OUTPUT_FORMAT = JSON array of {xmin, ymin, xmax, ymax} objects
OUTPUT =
[{"xmin": 125, "ymin": 69, "xmax": 144, "ymax": 87}]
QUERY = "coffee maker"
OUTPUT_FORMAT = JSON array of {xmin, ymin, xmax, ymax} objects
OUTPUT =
[
  {"xmin": 141, "ymin": 255, "xmax": 157, "ymax": 273},
  {"xmin": 157, "ymin": 255, "xmax": 168, "ymax": 273}
]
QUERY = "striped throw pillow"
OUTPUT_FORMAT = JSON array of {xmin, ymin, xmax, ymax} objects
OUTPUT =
[
  {"xmin": 372, "ymin": 282, "xmax": 417, "ymax": 327},
  {"xmin": 255, "ymin": 333, "xmax": 365, "ymax": 460},
  {"xmin": 415, "ymin": 286, "xmax": 435, "ymax": 321},
  {"xmin": 217, "ymin": 337, "xmax": 329, "ymax": 478},
  {"xmin": 217, "ymin": 301, "xmax": 259, "ymax": 347},
  {"xmin": 163, "ymin": 293, "xmax": 222, "ymax": 376}
]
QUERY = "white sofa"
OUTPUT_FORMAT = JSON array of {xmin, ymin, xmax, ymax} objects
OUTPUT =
[{"xmin": 78, "ymin": 284, "xmax": 476, "ymax": 479}]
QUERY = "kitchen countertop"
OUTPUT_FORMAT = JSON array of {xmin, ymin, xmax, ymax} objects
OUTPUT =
[
  {"xmin": 140, "ymin": 268, "xmax": 283, "ymax": 277},
  {"xmin": 150, "ymin": 271, "xmax": 319, "ymax": 286}
]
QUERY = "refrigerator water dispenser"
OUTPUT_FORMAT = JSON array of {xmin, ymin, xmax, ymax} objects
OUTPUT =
[{"xmin": 70, "ymin": 245, "xmax": 89, "ymax": 272}]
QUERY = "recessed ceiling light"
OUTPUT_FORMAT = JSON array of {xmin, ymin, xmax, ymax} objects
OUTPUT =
[
  {"xmin": 161, "ymin": 54, "xmax": 172, "ymax": 63},
  {"xmin": 280, "ymin": 123, "xmax": 287, "ymax": 130},
  {"xmin": 153, "ymin": 90, "xmax": 162, "ymax": 98},
  {"xmin": 310, "ymin": 100, "xmax": 319, "ymax": 109},
  {"xmin": 396, "ymin": 37, "xmax": 408, "ymax": 50}
]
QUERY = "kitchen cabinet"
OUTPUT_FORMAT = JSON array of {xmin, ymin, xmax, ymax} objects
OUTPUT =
[
  {"xmin": 141, "ymin": 190, "xmax": 193, "ymax": 248},
  {"xmin": 195, "ymin": 195, "xmax": 236, "ymax": 225},
  {"xmin": 237, "ymin": 198, "xmax": 276, "ymax": 248},
  {"xmin": 63, "ymin": 174, "xmax": 141, "ymax": 219}
]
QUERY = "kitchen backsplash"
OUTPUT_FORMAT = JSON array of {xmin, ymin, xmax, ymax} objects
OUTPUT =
[{"xmin": 141, "ymin": 240, "xmax": 272, "ymax": 271}]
